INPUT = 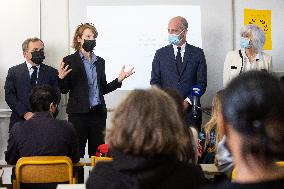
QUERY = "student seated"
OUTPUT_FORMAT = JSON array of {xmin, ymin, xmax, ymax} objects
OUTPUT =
[
  {"xmin": 163, "ymin": 88, "xmax": 198, "ymax": 164},
  {"xmin": 87, "ymin": 87, "xmax": 206, "ymax": 189},
  {"xmin": 204, "ymin": 71, "xmax": 284, "ymax": 189},
  {"xmin": 199, "ymin": 90, "xmax": 224, "ymax": 164},
  {"xmin": 5, "ymin": 85, "xmax": 80, "ymax": 189}
]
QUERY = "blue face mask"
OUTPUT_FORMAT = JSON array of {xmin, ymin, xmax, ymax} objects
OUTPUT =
[
  {"xmin": 168, "ymin": 30, "xmax": 184, "ymax": 45},
  {"xmin": 240, "ymin": 37, "xmax": 252, "ymax": 49}
]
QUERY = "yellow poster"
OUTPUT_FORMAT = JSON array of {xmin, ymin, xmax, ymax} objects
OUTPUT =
[{"xmin": 244, "ymin": 9, "xmax": 272, "ymax": 50}]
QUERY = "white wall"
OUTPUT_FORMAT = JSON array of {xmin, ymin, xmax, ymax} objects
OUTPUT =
[{"xmin": 0, "ymin": 0, "xmax": 40, "ymax": 109}]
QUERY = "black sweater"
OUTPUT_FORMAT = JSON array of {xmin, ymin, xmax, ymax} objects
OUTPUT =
[{"xmin": 87, "ymin": 150, "xmax": 206, "ymax": 189}]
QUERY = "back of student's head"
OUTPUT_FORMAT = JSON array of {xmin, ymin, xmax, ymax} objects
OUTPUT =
[
  {"xmin": 163, "ymin": 88, "xmax": 185, "ymax": 118},
  {"xmin": 30, "ymin": 85, "xmax": 60, "ymax": 112},
  {"xmin": 107, "ymin": 87, "xmax": 193, "ymax": 161},
  {"xmin": 222, "ymin": 70, "xmax": 284, "ymax": 161},
  {"xmin": 163, "ymin": 88, "xmax": 197, "ymax": 163}
]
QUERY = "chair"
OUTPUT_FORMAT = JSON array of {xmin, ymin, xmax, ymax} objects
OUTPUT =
[
  {"xmin": 276, "ymin": 161, "xmax": 284, "ymax": 167},
  {"xmin": 91, "ymin": 156, "xmax": 112, "ymax": 166},
  {"xmin": 14, "ymin": 156, "xmax": 76, "ymax": 189}
]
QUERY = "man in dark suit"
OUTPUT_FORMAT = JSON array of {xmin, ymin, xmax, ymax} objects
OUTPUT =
[
  {"xmin": 4, "ymin": 37, "xmax": 58, "ymax": 130},
  {"xmin": 5, "ymin": 85, "xmax": 79, "ymax": 189},
  {"xmin": 150, "ymin": 16, "xmax": 207, "ymax": 130}
]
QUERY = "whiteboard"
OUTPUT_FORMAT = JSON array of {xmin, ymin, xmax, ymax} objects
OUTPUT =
[
  {"xmin": 0, "ymin": 0, "xmax": 40, "ymax": 109},
  {"xmin": 87, "ymin": 5, "xmax": 202, "ymax": 89}
]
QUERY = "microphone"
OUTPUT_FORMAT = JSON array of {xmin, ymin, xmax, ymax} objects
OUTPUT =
[{"xmin": 190, "ymin": 84, "xmax": 202, "ymax": 118}]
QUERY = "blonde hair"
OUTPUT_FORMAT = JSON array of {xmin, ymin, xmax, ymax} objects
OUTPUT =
[
  {"xmin": 72, "ymin": 23, "xmax": 98, "ymax": 51},
  {"xmin": 106, "ymin": 87, "xmax": 193, "ymax": 162},
  {"xmin": 203, "ymin": 90, "xmax": 224, "ymax": 152}
]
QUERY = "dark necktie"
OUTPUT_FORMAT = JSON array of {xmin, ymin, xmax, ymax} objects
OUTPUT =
[
  {"xmin": 30, "ymin": 66, "xmax": 38, "ymax": 88},
  {"xmin": 176, "ymin": 47, "xmax": 182, "ymax": 74}
]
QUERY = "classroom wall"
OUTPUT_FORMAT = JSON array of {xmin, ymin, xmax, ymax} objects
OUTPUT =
[
  {"xmin": 0, "ymin": 0, "xmax": 68, "ymax": 161},
  {"xmin": 69, "ymin": 0, "xmax": 233, "ymax": 125},
  {"xmin": 1, "ymin": 0, "xmax": 284, "ymax": 162}
]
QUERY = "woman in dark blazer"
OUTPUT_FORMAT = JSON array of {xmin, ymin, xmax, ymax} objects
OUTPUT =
[
  {"xmin": 87, "ymin": 87, "xmax": 206, "ymax": 189},
  {"xmin": 58, "ymin": 23, "xmax": 134, "ymax": 182}
]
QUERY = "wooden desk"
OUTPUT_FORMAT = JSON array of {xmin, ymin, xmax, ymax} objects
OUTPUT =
[
  {"xmin": 57, "ymin": 184, "xmax": 85, "ymax": 189},
  {"xmin": 74, "ymin": 158, "xmax": 91, "ymax": 167},
  {"xmin": 200, "ymin": 164, "xmax": 222, "ymax": 176}
]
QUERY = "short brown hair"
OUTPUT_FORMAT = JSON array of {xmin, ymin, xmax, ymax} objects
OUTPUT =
[
  {"xmin": 107, "ymin": 87, "xmax": 194, "ymax": 161},
  {"xmin": 72, "ymin": 23, "xmax": 98, "ymax": 50},
  {"xmin": 22, "ymin": 37, "xmax": 44, "ymax": 52}
]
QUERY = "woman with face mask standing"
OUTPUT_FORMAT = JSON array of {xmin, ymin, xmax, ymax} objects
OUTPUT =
[
  {"xmin": 58, "ymin": 23, "xmax": 134, "ymax": 182},
  {"xmin": 223, "ymin": 24, "xmax": 272, "ymax": 87}
]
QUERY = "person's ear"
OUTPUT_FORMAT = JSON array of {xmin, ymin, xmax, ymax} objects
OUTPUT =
[
  {"xmin": 49, "ymin": 102, "xmax": 56, "ymax": 113},
  {"xmin": 23, "ymin": 51, "xmax": 28, "ymax": 59}
]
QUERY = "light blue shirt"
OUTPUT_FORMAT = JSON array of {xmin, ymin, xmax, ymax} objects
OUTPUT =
[{"xmin": 79, "ymin": 52, "xmax": 101, "ymax": 107}]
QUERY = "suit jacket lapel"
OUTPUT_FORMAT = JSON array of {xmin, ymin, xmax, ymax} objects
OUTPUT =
[
  {"xmin": 74, "ymin": 51, "xmax": 88, "ymax": 83},
  {"xmin": 37, "ymin": 64, "xmax": 47, "ymax": 85},
  {"xmin": 167, "ymin": 45, "xmax": 180, "ymax": 76},
  {"xmin": 178, "ymin": 43, "xmax": 190, "ymax": 80},
  {"xmin": 21, "ymin": 63, "xmax": 33, "ymax": 89}
]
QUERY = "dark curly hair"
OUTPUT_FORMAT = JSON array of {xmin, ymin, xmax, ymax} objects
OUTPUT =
[{"xmin": 30, "ymin": 85, "xmax": 60, "ymax": 112}]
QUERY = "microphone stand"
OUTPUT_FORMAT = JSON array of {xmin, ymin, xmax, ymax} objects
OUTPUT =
[{"xmin": 196, "ymin": 105, "xmax": 211, "ymax": 116}]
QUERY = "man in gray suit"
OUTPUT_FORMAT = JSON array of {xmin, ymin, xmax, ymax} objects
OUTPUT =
[{"xmin": 150, "ymin": 16, "xmax": 207, "ymax": 130}]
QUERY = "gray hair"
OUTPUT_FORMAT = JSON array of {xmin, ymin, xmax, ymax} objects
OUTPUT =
[
  {"xmin": 22, "ymin": 37, "xmax": 44, "ymax": 52},
  {"xmin": 240, "ymin": 24, "xmax": 266, "ymax": 53}
]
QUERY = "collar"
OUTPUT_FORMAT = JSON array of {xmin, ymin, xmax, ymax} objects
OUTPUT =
[
  {"xmin": 173, "ymin": 42, "xmax": 186, "ymax": 52},
  {"xmin": 31, "ymin": 111, "xmax": 53, "ymax": 119},
  {"xmin": 241, "ymin": 48, "xmax": 260, "ymax": 61},
  {"xmin": 26, "ymin": 61, "xmax": 40, "ymax": 70},
  {"xmin": 110, "ymin": 150, "xmax": 178, "ymax": 188},
  {"xmin": 79, "ymin": 51, "xmax": 97, "ymax": 63},
  {"xmin": 111, "ymin": 149, "xmax": 176, "ymax": 171}
]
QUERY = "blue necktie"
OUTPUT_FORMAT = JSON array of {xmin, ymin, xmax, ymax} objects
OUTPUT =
[{"xmin": 176, "ymin": 47, "xmax": 182, "ymax": 74}]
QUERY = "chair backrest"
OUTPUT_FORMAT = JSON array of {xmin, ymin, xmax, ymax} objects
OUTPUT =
[
  {"xmin": 277, "ymin": 161, "xmax": 284, "ymax": 167},
  {"xmin": 91, "ymin": 156, "xmax": 112, "ymax": 166},
  {"xmin": 15, "ymin": 156, "xmax": 74, "ymax": 189}
]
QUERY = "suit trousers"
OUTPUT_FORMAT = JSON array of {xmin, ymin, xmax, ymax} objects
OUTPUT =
[{"xmin": 68, "ymin": 107, "xmax": 106, "ymax": 183}]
